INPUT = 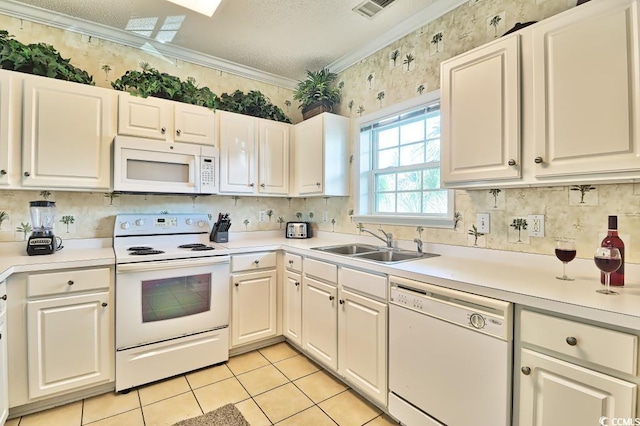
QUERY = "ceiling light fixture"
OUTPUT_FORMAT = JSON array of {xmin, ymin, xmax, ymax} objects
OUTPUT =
[{"xmin": 165, "ymin": 0, "xmax": 222, "ymax": 17}]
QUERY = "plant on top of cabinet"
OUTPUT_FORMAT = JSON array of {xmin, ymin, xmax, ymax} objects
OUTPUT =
[
  {"xmin": 111, "ymin": 63, "xmax": 220, "ymax": 108},
  {"xmin": 0, "ymin": 31, "xmax": 94, "ymax": 85},
  {"xmin": 293, "ymin": 68, "xmax": 341, "ymax": 120},
  {"xmin": 218, "ymin": 90, "xmax": 290, "ymax": 123}
]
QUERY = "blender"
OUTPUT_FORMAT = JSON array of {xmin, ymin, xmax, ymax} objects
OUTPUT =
[{"xmin": 27, "ymin": 201, "xmax": 62, "ymax": 255}]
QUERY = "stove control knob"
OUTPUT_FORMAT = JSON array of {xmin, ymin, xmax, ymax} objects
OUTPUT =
[
  {"xmin": 120, "ymin": 222, "xmax": 130, "ymax": 230},
  {"xmin": 185, "ymin": 218, "xmax": 194, "ymax": 225},
  {"xmin": 197, "ymin": 221, "xmax": 206, "ymax": 227},
  {"xmin": 469, "ymin": 313, "xmax": 486, "ymax": 329},
  {"xmin": 135, "ymin": 219, "xmax": 145, "ymax": 226}
]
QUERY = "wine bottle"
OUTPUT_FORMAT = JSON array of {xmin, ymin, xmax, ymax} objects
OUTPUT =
[{"xmin": 601, "ymin": 215, "xmax": 624, "ymax": 286}]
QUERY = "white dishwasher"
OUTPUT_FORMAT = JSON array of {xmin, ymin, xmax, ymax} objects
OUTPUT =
[{"xmin": 388, "ymin": 276, "xmax": 513, "ymax": 426}]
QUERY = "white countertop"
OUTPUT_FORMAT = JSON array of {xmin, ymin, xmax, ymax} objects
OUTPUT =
[{"xmin": 2, "ymin": 232, "xmax": 639, "ymax": 329}]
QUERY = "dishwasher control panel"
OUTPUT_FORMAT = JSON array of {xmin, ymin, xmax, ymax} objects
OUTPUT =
[{"xmin": 390, "ymin": 282, "xmax": 512, "ymax": 341}]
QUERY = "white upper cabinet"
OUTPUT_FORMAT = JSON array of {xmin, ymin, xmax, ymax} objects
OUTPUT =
[
  {"xmin": 118, "ymin": 94, "xmax": 215, "ymax": 145},
  {"xmin": 0, "ymin": 70, "xmax": 21, "ymax": 188},
  {"xmin": 441, "ymin": 34, "xmax": 521, "ymax": 184},
  {"xmin": 218, "ymin": 110, "xmax": 291, "ymax": 195},
  {"xmin": 531, "ymin": 0, "xmax": 640, "ymax": 179},
  {"xmin": 294, "ymin": 113, "xmax": 349, "ymax": 196},
  {"xmin": 22, "ymin": 75, "xmax": 116, "ymax": 190},
  {"xmin": 441, "ymin": 0, "xmax": 640, "ymax": 188}
]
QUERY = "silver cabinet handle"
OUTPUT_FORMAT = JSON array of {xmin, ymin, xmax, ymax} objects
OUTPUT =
[
  {"xmin": 294, "ymin": 281, "xmax": 300, "ymax": 287},
  {"xmin": 0, "ymin": 169, "xmax": 6, "ymax": 175},
  {"xmin": 101, "ymin": 302, "xmax": 108, "ymax": 307},
  {"xmin": 161, "ymin": 127, "xmax": 166, "ymax": 134},
  {"xmin": 316, "ymin": 182, "xmax": 321, "ymax": 186},
  {"xmin": 254, "ymin": 260, "xmax": 259, "ymax": 265},
  {"xmin": 67, "ymin": 280, "xmax": 74, "ymax": 285},
  {"xmin": 508, "ymin": 159, "xmax": 516, "ymax": 166},
  {"xmin": 566, "ymin": 336, "xmax": 577, "ymax": 346},
  {"xmin": 249, "ymin": 183, "xmax": 255, "ymax": 187},
  {"xmin": 235, "ymin": 283, "xmax": 239, "ymax": 287},
  {"xmin": 288, "ymin": 260, "xmax": 294, "ymax": 265},
  {"xmin": 534, "ymin": 157, "xmax": 544, "ymax": 164},
  {"xmin": 261, "ymin": 183, "xmax": 265, "ymax": 188},
  {"xmin": 1, "ymin": 294, "xmax": 6, "ymax": 301},
  {"xmin": 329, "ymin": 295, "xmax": 334, "ymax": 301},
  {"xmin": 24, "ymin": 171, "xmax": 30, "ymax": 177},
  {"xmin": 176, "ymin": 129, "xmax": 181, "ymax": 135},
  {"xmin": 339, "ymin": 299, "xmax": 344, "ymax": 304},
  {"xmin": 521, "ymin": 366, "xmax": 531, "ymax": 375}
]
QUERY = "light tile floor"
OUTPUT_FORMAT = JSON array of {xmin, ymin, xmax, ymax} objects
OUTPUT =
[{"xmin": 6, "ymin": 342, "xmax": 398, "ymax": 426}]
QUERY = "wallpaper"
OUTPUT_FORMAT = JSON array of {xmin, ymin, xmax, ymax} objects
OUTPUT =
[{"xmin": 2, "ymin": 0, "xmax": 639, "ymax": 265}]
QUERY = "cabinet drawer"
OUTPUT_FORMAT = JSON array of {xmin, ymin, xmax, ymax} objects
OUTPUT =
[
  {"xmin": 304, "ymin": 258, "xmax": 337, "ymax": 284},
  {"xmin": 339, "ymin": 267, "xmax": 387, "ymax": 300},
  {"xmin": 521, "ymin": 310, "xmax": 638, "ymax": 375},
  {"xmin": 232, "ymin": 252, "xmax": 277, "ymax": 272},
  {"xmin": 27, "ymin": 268, "xmax": 111, "ymax": 297},
  {"xmin": 285, "ymin": 253, "xmax": 302, "ymax": 272}
]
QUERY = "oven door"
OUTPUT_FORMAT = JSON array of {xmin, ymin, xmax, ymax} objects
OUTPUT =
[{"xmin": 115, "ymin": 256, "xmax": 230, "ymax": 349}]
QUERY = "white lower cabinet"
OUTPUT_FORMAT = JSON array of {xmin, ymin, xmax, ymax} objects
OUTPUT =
[
  {"xmin": 519, "ymin": 349, "xmax": 636, "ymax": 425},
  {"xmin": 283, "ymin": 270, "xmax": 302, "ymax": 346},
  {"xmin": 337, "ymin": 288, "xmax": 387, "ymax": 406},
  {"xmin": 27, "ymin": 292, "xmax": 111, "ymax": 399},
  {"xmin": 0, "ymin": 280, "xmax": 8, "ymax": 425},
  {"xmin": 230, "ymin": 253, "xmax": 277, "ymax": 348},
  {"xmin": 302, "ymin": 275, "xmax": 338, "ymax": 369}
]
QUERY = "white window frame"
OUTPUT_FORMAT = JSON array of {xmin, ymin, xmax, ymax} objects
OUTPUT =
[{"xmin": 353, "ymin": 89, "xmax": 454, "ymax": 228}]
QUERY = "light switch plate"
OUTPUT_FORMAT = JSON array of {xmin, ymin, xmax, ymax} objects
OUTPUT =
[
  {"xmin": 528, "ymin": 215, "xmax": 544, "ymax": 237},
  {"xmin": 322, "ymin": 211, "xmax": 328, "ymax": 222},
  {"xmin": 258, "ymin": 211, "xmax": 266, "ymax": 222},
  {"xmin": 476, "ymin": 213, "xmax": 490, "ymax": 233}
]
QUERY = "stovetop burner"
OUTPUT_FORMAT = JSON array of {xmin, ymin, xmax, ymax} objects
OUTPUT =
[
  {"xmin": 178, "ymin": 243, "xmax": 206, "ymax": 249},
  {"xmin": 192, "ymin": 246, "xmax": 215, "ymax": 251},
  {"xmin": 129, "ymin": 249, "xmax": 165, "ymax": 255},
  {"xmin": 128, "ymin": 246, "xmax": 153, "ymax": 251}
]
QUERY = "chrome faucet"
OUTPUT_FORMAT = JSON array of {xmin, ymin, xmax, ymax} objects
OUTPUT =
[
  {"xmin": 361, "ymin": 227, "xmax": 393, "ymax": 248},
  {"xmin": 413, "ymin": 238, "xmax": 423, "ymax": 253}
]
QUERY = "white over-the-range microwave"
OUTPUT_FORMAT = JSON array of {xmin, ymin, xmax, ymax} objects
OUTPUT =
[{"xmin": 113, "ymin": 136, "xmax": 218, "ymax": 195}]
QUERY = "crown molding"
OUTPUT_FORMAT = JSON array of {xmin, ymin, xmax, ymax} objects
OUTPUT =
[
  {"xmin": 0, "ymin": 0, "xmax": 299, "ymax": 89},
  {"xmin": 327, "ymin": 0, "xmax": 468, "ymax": 73}
]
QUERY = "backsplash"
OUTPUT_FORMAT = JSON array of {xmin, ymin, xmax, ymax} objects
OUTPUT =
[{"xmin": 1, "ymin": 184, "xmax": 639, "ymax": 263}]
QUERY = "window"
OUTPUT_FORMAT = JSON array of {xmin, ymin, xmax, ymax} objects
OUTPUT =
[{"xmin": 355, "ymin": 91, "xmax": 453, "ymax": 227}]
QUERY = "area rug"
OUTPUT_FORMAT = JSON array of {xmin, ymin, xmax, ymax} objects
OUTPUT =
[{"xmin": 173, "ymin": 403, "xmax": 250, "ymax": 426}]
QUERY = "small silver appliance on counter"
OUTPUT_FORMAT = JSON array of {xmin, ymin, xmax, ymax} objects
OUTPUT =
[{"xmin": 286, "ymin": 222, "xmax": 312, "ymax": 239}]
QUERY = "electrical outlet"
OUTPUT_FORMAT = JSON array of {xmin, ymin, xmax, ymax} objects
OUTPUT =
[
  {"xmin": 322, "ymin": 211, "xmax": 328, "ymax": 223},
  {"xmin": 528, "ymin": 215, "xmax": 545, "ymax": 237},
  {"xmin": 476, "ymin": 213, "xmax": 490, "ymax": 233},
  {"xmin": 258, "ymin": 211, "xmax": 266, "ymax": 223}
]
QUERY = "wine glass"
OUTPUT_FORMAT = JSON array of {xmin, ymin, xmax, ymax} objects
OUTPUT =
[
  {"xmin": 594, "ymin": 247, "xmax": 622, "ymax": 295},
  {"xmin": 555, "ymin": 239, "xmax": 576, "ymax": 281}
]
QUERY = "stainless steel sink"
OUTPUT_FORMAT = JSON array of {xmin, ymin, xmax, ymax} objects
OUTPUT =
[
  {"xmin": 354, "ymin": 250, "xmax": 438, "ymax": 263},
  {"xmin": 312, "ymin": 243, "xmax": 379, "ymax": 255},
  {"xmin": 311, "ymin": 244, "xmax": 438, "ymax": 264}
]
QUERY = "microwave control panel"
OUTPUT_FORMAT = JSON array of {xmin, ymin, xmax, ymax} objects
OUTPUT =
[{"xmin": 200, "ymin": 156, "xmax": 216, "ymax": 193}]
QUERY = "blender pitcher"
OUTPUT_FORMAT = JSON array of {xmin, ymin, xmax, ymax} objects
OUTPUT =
[{"xmin": 27, "ymin": 200, "xmax": 63, "ymax": 255}]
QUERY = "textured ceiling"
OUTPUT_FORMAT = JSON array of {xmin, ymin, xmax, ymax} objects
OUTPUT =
[{"xmin": 8, "ymin": 0, "xmax": 448, "ymax": 82}]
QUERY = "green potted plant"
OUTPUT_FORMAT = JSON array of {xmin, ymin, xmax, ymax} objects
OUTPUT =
[{"xmin": 293, "ymin": 68, "xmax": 341, "ymax": 120}]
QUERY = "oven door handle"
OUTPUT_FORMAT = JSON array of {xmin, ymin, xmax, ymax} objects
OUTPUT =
[{"xmin": 117, "ymin": 256, "xmax": 229, "ymax": 273}]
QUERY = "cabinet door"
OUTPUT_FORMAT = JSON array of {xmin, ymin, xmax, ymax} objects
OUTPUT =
[
  {"xmin": 283, "ymin": 271, "xmax": 302, "ymax": 346},
  {"xmin": 22, "ymin": 77, "xmax": 114, "ymax": 190},
  {"xmin": 294, "ymin": 115, "xmax": 324, "ymax": 194},
  {"xmin": 174, "ymin": 103, "xmax": 215, "ymax": 145},
  {"xmin": 441, "ymin": 34, "xmax": 521, "ymax": 184},
  {"xmin": 259, "ymin": 120, "xmax": 290, "ymax": 195},
  {"xmin": 338, "ymin": 288, "xmax": 387, "ymax": 406},
  {"xmin": 27, "ymin": 292, "xmax": 111, "ymax": 399},
  {"xmin": 532, "ymin": 0, "xmax": 640, "ymax": 178},
  {"xmin": 219, "ymin": 111, "xmax": 257, "ymax": 193},
  {"xmin": 117, "ymin": 94, "xmax": 172, "ymax": 141},
  {"xmin": 0, "ymin": 70, "xmax": 21, "ymax": 188},
  {"xmin": 518, "ymin": 349, "xmax": 636, "ymax": 426},
  {"xmin": 302, "ymin": 276, "xmax": 337, "ymax": 369},
  {"xmin": 0, "ymin": 313, "xmax": 8, "ymax": 425},
  {"xmin": 231, "ymin": 269, "xmax": 277, "ymax": 347}
]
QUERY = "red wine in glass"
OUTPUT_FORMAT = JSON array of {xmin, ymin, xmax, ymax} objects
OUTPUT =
[
  {"xmin": 594, "ymin": 247, "xmax": 621, "ymax": 295},
  {"xmin": 555, "ymin": 239, "xmax": 576, "ymax": 281}
]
